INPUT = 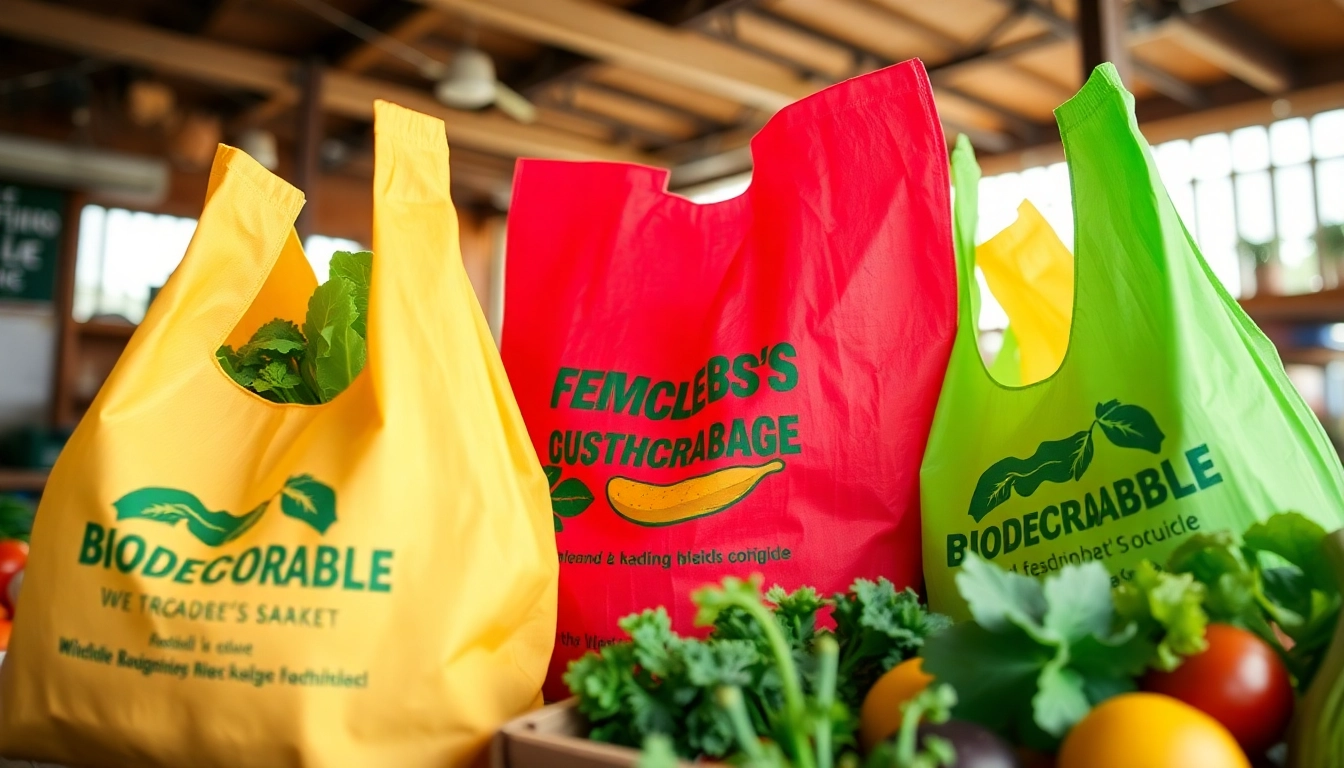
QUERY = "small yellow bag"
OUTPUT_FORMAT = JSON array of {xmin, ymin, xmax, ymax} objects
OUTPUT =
[
  {"xmin": 978, "ymin": 200, "xmax": 1074, "ymax": 385},
  {"xmin": 0, "ymin": 101, "xmax": 557, "ymax": 768}
]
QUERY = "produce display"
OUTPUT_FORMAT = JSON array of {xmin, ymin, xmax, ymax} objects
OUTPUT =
[
  {"xmin": 0, "ymin": 495, "xmax": 32, "ymax": 653},
  {"xmin": 566, "ymin": 511, "xmax": 1343, "ymax": 767},
  {"xmin": 4, "ymin": 57, "xmax": 1344, "ymax": 768},
  {"xmin": 565, "ymin": 577, "xmax": 948, "ymax": 761},
  {"xmin": 216, "ymin": 250, "xmax": 371, "ymax": 404}
]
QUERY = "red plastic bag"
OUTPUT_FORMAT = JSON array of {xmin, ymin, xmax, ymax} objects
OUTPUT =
[{"xmin": 502, "ymin": 60, "xmax": 956, "ymax": 698}]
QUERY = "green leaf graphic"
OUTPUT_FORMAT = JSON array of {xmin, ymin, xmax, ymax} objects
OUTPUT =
[
  {"xmin": 1070, "ymin": 430, "xmax": 1094, "ymax": 481},
  {"xmin": 552, "ymin": 477, "xmax": 594, "ymax": 518},
  {"xmin": 113, "ymin": 488, "xmax": 266, "ymax": 546},
  {"xmin": 554, "ymin": 515, "xmax": 563, "ymax": 533},
  {"xmin": 280, "ymin": 474, "xmax": 337, "ymax": 534},
  {"xmin": 968, "ymin": 430, "xmax": 1091, "ymax": 523},
  {"xmin": 1095, "ymin": 401, "xmax": 1164, "ymax": 454},
  {"xmin": 543, "ymin": 464, "xmax": 563, "ymax": 489}
]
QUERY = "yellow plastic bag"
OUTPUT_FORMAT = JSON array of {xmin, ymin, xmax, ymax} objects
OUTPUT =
[
  {"xmin": 0, "ymin": 101, "xmax": 557, "ymax": 768},
  {"xmin": 978, "ymin": 200, "xmax": 1074, "ymax": 385}
]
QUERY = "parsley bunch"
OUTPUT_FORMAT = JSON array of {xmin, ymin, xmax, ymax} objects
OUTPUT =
[
  {"xmin": 217, "ymin": 251, "xmax": 371, "ymax": 404},
  {"xmin": 566, "ymin": 576, "xmax": 948, "ymax": 763}
]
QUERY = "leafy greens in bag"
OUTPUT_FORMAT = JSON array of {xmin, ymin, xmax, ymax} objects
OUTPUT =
[{"xmin": 218, "ymin": 251, "xmax": 370, "ymax": 404}]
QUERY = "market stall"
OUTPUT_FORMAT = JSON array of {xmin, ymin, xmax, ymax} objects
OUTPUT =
[{"xmin": 0, "ymin": 1, "xmax": 1343, "ymax": 767}]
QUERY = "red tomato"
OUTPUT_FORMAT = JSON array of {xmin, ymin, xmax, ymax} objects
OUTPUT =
[
  {"xmin": 0, "ymin": 540, "xmax": 26, "ymax": 610},
  {"xmin": 0, "ymin": 619, "xmax": 10, "ymax": 651},
  {"xmin": 1142, "ymin": 623, "xmax": 1294, "ymax": 756}
]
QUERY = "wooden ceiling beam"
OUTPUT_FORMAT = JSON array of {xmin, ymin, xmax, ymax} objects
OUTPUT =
[
  {"xmin": 411, "ymin": 0, "xmax": 814, "ymax": 111},
  {"xmin": 339, "ymin": 7, "xmax": 446, "ymax": 74},
  {"xmin": 1133, "ymin": 60, "xmax": 1209, "ymax": 108},
  {"xmin": 242, "ymin": 6, "xmax": 449, "ymax": 129},
  {"xmin": 1163, "ymin": 11, "xmax": 1295, "ymax": 94},
  {"xmin": 977, "ymin": 78, "xmax": 1344, "ymax": 176},
  {"xmin": 0, "ymin": 0, "xmax": 300, "ymax": 101},
  {"xmin": 0, "ymin": 0, "xmax": 653, "ymax": 164},
  {"xmin": 1020, "ymin": 1, "xmax": 1288, "ymax": 97},
  {"xmin": 745, "ymin": 7, "xmax": 1033, "ymax": 143}
]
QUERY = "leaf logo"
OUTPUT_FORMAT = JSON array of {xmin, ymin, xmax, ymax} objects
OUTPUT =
[
  {"xmin": 967, "ymin": 400, "xmax": 1164, "ymax": 523},
  {"xmin": 544, "ymin": 465, "xmax": 594, "ymax": 532},
  {"xmin": 113, "ymin": 475, "xmax": 337, "ymax": 545}
]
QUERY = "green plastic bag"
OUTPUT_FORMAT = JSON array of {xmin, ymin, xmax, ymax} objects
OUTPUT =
[{"xmin": 921, "ymin": 64, "xmax": 1344, "ymax": 620}]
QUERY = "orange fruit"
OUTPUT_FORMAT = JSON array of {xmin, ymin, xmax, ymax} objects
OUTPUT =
[
  {"xmin": 860, "ymin": 657, "xmax": 933, "ymax": 752},
  {"xmin": 1059, "ymin": 693, "xmax": 1250, "ymax": 768}
]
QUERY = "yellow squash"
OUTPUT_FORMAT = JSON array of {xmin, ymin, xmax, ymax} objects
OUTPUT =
[{"xmin": 606, "ymin": 459, "xmax": 785, "ymax": 526}]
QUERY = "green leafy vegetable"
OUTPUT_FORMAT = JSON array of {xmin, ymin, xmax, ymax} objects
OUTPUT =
[
  {"xmin": 863, "ymin": 685, "xmax": 958, "ymax": 768},
  {"xmin": 1112, "ymin": 560, "xmax": 1209, "ymax": 671},
  {"xmin": 636, "ymin": 734, "xmax": 682, "ymax": 768},
  {"xmin": 832, "ymin": 578, "xmax": 951, "ymax": 710},
  {"xmin": 1166, "ymin": 512, "xmax": 1343, "ymax": 688},
  {"xmin": 920, "ymin": 555, "xmax": 1148, "ymax": 750},
  {"xmin": 0, "ymin": 495, "xmax": 35, "ymax": 542},
  {"xmin": 216, "ymin": 251, "xmax": 370, "ymax": 405},
  {"xmin": 1288, "ymin": 527, "xmax": 1344, "ymax": 768},
  {"xmin": 568, "ymin": 577, "xmax": 947, "ymax": 765},
  {"xmin": 328, "ymin": 250, "xmax": 372, "ymax": 337},
  {"xmin": 303, "ymin": 273, "xmax": 366, "ymax": 402}
]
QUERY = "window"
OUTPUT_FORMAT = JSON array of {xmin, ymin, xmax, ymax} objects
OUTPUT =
[
  {"xmin": 304, "ymin": 235, "xmax": 363, "ymax": 281},
  {"xmin": 975, "ymin": 108, "xmax": 1344, "ymax": 313},
  {"xmin": 73, "ymin": 203, "xmax": 361, "ymax": 323},
  {"xmin": 74, "ymin": 206, "xmax": 197, "ymax": 323}
]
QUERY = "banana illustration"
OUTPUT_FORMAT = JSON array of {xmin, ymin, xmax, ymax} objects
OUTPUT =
[{"xmin": 606, "ymin": 459, "xmax": 786, "ymax": 527}]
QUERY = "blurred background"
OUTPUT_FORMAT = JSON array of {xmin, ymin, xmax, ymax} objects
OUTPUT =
[{"xmin": 1, "ymin": 0, "xmax": 1343, "ymax": 500}]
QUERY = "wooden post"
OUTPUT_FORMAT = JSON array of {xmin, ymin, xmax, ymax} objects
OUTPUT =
[
  {"xmin": 50, "ymin": 191, "xmax": 84, "ymax": 428},
  {"xmin": 294, "ymin": 58, "xmax": 323, "ymax": 240},
  {"xmin": 1078, "ymin": 0, "xmax": 1131, "ymax": 86}
]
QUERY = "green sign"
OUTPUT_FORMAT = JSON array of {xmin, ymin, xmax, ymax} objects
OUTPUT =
[{"xmin": 0, "ymin": 183, "xmax": 66, "ymax": 302}]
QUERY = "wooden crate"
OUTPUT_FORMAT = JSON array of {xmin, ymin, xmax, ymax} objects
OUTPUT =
[{"xmin": 491, "ymin": 698, "xmax": 704, "ymax": 768}]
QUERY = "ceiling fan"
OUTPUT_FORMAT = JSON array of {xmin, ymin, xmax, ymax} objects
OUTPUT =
[
  {"xmin": 287, "ymin": 0, "xmax": 538, "ymax": 123},
  {"xmin": 428, "ymin": 47, "xmax": 538, "ymax": 123}
]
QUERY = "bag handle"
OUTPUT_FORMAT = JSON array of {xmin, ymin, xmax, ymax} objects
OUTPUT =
[
  {"xmin": 127, "ymin": 145, "xmax": 307, "ymax": 368},
  {"xmin": 950, "ymin": 134, "xmax": 983, "ymax": 352},
  {"xmin": 367, "ymin": 100, "xmax": 496, "ymax": 412},
  {"xmin": 1055, "ymin": 64, "xmax": 1185, "ymax": 330}
]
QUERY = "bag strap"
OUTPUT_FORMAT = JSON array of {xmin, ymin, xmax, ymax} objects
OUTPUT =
[
  {"xmin": 367, "ymin": 100, "xmax": 497, "ymax": 413},
  {"xmin": 1055, "ymin": 63, "xmax": 1184, "ymax": 331},
  {"xmin": 949, "ymin": 134, "xmax": 984, "ymax": 353},
  {"xmin": 127, "ymin": 145, "xmax": 306, "ymax": 367}
]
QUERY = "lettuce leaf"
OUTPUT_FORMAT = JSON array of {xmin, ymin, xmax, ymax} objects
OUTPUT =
[
  {"xmin": 1112, "ymin": 560, "xmax": 1208, "ymax": 671},
  {"xmin": 303, "ymin": 273, "xmax": 366, "ymax": 402}
]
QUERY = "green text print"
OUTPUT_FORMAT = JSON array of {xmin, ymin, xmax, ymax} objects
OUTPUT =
[{"xmin": 968, "ymin": 400, "xmax": 1164, "ymax": 523}]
